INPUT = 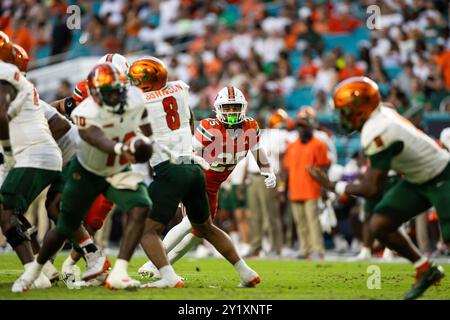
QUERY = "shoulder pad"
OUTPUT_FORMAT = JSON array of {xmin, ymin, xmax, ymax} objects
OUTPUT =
[
  {"xmin": 173, "ymin": 80, "xmax": 189, "ymax": 91},
  {"xmin": 72, "ymin": 80, "xmax": 88, "ymax": 103},
  {"xmin": 200, "ymin": 118, "xmax": 222, "ymax": 129},
  {"xmin": 0, "ymin": 62, "xmax": 22, "ymax": 91},
  {"xmin": 71, "ymin": 98, "xmax": 100, "ymax": 129},
  {"xmin": 362, "ymin": 108, "xmax": 400, "ymax": 156},
  {"xmin": 126, "ymin": 86, "xmax": 146, "ymax": 110}
]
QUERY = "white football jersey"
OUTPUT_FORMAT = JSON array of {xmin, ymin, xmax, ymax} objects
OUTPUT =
[
  {"xmin": 362, "ymin": 105, "xmax": 450, "ymax": 184},
  {"xmin": 0, "ymin": 62, "xmax": 62, "ymax": 171},
  {"xmin": 71, "ymin": 86, "xmax": 148, "ymax": 176},
  {"xmin": 41, "ymin": 99, "xmax": 78, "ymax": 166},
  {"xmin": 143, "ymin": 81, "xmax": 193, "ymax": 167}
]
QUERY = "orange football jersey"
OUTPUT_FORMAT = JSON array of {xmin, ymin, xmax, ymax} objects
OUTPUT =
[
  {"xmin": 72, "ymin": 79, "xmax": 89, "ymax": 103},
  {"xmin": 195, "ymin": 117, "xmax": 261, "ymax": 172}
]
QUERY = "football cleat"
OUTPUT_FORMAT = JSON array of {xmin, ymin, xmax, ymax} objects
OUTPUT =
[
  {"xmin": 12, "ymin": 271, "xmax": 50, "ymax": 293},
  {"xmin": 404, "ymin": 264, "xmax": 445, "ymax": 300},
  {"xmin": 82, "ymin": 251, "xmax": 111, "ymax": 282},
  {"xmin": 105, "ymin": 272, "xmax": 141, "ymax": 290},
  {"xmin": 238, "ymin": 270, "xmax": 261, "ymax": 288},
  {"xmin": 42, "ymin": 261, "xmax": 59, "ymax": 283},
  {"xmin": 138, "ymin": 261, "xmax": 161, "ymax": 279},
  {"xmin": 348, "ymin": 248, "xmax": 371, "ymax": 262},
  {"xmin": 12, "ymin": 278, "xmax": 32, "ymax": 293},
  {"xmin": 141, "ymin": 277, "xmax": 184, "ymax": 289}
]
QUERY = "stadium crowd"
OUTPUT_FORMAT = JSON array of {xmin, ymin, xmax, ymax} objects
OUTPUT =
[{"xmin": 1, "ymin": 0, "xmax": 450, "ymax": 261}]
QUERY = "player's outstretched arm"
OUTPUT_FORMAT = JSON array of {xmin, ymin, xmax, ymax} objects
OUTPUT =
[
  {"xmin": 78, "ymin": 125, "xmax": 134, "ymax": 162},
  {"xmin": 308, "ymin": 166, "xmax": 388, "ymax": 199},
  {"xmin": 50, "ymin": 96, "xmax": 77, "ymax": 117},
  {"xmin": 252, "ymin": 147, "xmax": 276, "ymax": 189}
]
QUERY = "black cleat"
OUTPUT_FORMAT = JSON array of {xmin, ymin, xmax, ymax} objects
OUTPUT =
[{"xmin": 404, "ymin": 264, "xmax": 445, "ymax": 300}]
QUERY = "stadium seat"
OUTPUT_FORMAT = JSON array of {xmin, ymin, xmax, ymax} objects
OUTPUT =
[{"xmin": 285, "ymin": 86, "xmax": 315, "ymax": 110}]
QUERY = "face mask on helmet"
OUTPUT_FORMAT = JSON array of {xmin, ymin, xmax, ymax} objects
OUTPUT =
[
  {"xmin": 98, "ymin": 85, "xmax": 127, "ymax": 114},
  {"xmin": 218, "ymin": 103, "xmax": 246, "ymax": 126},
  {"xmin": 88, "ymin": 63, "xmax": 128, "ymax": 114}
]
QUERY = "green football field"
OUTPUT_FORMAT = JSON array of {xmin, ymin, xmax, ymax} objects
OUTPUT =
[{"xmin": 0, "ymin": 253, "xmax": 449, "ymax": 300}]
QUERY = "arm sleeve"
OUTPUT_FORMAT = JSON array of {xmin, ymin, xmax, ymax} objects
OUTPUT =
[
  {"xmin": 369, "ymin": 141, "xmax": 404, "ymax": 170},
  {"xmin": 194, "ymin": 120, "xmax": 213, "ymax": 148},
  {"xmin": 249, "ymin": 120, "xmax": 262, "ymax": 151}
]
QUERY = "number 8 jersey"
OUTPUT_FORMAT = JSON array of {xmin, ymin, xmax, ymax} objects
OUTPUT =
[{"xmin": 143, "ymin": 80, "xmax": 193, "ymax": 167}]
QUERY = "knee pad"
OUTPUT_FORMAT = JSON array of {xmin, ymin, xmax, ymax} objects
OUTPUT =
[{"xmin": 4, "ymin": 216, "xmax": 30, "ymax": 248}]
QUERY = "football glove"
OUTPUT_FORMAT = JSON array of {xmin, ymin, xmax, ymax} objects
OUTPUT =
[{"xmin": 261, "ymin": 172, "xmax": 276, "ymax": 189}]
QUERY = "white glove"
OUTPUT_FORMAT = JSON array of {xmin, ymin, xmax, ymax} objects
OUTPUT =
[{"xmin": 261, "ymin": 172, "xmax": 276, "ymax": 189}]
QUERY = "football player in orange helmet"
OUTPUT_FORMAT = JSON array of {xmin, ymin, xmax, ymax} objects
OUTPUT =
[
  {"xmin": 16, "ymin": 62, "xmax": 152, "ymax": 291},
  {"xmin": 131, "ymin": 57, "xmax": 262, "ymax": 288},
  {"xmin": 127, "ymin": 56, "xmax": 168, "ymax": 92},
  {"xmin": 268, "ymin": 108, "xmax": 288, "ymax": 129},
  {"xmin": 309, "ymin": 76, "xmax": 448, "ymax": 299}
]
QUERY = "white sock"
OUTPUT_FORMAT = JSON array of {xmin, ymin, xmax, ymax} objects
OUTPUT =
[
  {"xmin": 23, "ymin": 261, "xmax": 44, "ymax": 282},
  {"xmin": 233, "ymin": 259, "xmax": 252, "ymax": 276},
  {"xmin": 168, "ymin": 233, "xmax": 201, "ymax": 264},
  {"xmin": 163, "ymin": 216, "xmax": 193, "ymax": 252},
  {"xmin": 112, "ymin": 259, "xmax": 128, "ymax": 274},
  {"xmin": 159, "ymin": 265, "xmax": 178, "ymax": 281}
]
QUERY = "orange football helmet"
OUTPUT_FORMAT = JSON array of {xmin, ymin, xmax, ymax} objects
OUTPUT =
[
  {"xmin": 87, "ymin": 63, "xmax": 128, "ymax": 114},
  {"xmin": 11, "ymin": 44, "xmax": 29, "ymax": 72},
  {"xmin": 297, "ymin": 106, "xmax": 316, "ymax": 127},
  {"xmin": 127, "ymin": 57, "xmax": 168, "ymax": 92},
  {"xmin": 268, "ymin": 108, "xmax": 288, "ymax": 129},
  {"xmin": 286, "ymin": 117, "xmax": 296, "ymax": 131},
  {"xmin": 0, "ymin": 31, "xmax": 14, "ymax": 65},
  {"xmin": 333, "ymin": 76, "xmax": 380, "ymax": 132}
]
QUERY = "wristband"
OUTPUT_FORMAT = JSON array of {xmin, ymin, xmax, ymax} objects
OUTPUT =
[
  {"xmin": 114, "ymin": 142, "xmax": 124, "ymax": 155},
  {"xmin": 334, "ymin": 181, "xmax": 348, "ymax": 196},
  {"xmin": 0, "ymin": 140, "xmax": 12, "ymax": 154}
]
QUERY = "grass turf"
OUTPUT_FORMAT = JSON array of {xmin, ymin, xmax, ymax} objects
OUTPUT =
[{"xmin": 0, "ymin": 253, "xmax": 449, "ymax": 300}]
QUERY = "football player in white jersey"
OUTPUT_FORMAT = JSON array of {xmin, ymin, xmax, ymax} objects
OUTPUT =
[
  {"xmin": 309, "ymin": 76, "xmax": 449, "ymax": 300},
  {"xmin": 138, "ymin": 85, "xmax": 276, "ymax": 279},
  {"xmin": 13, "ymin": 62, "xmax": 153, "ymax": 291},
  {"xmin": 128, "ymin": 57, "xmax": 260, "ymax": 289},
  {"xmin": 6, "ymin": 45, "xmax": 112, "ymax": 285},
  {"xmin": 0, "ymin": 34, "xmax": 63, "ymax": 292}
]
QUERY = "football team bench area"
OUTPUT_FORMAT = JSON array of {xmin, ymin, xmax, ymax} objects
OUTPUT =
[{"xmin": 0, "ymin": 253, "xmax": 449, "ymax": 300}]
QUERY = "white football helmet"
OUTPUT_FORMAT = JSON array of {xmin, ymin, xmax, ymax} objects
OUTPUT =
[
  {"xmin": 214, "ymin": 86, "xmax": 248, "ymax": 125},
  {"xmin": 98, "ymin": 53, "xmax": 130, "ymax": 74}
]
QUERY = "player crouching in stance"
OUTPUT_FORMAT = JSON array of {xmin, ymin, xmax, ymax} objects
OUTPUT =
[
  {"xmin": 128, "ymin": 58, "xmax": 261, "ymax": 288},
  {"xmin": 13, "ymin": 63, "xmax": 153, "ymax": 291},
  {"xmin": 309, "ymin": 76, "xmax": 447, "ymax": 300},
  {"xmin": 138, "ymin": 85, "xmax": 276, "ymax": 280}
]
